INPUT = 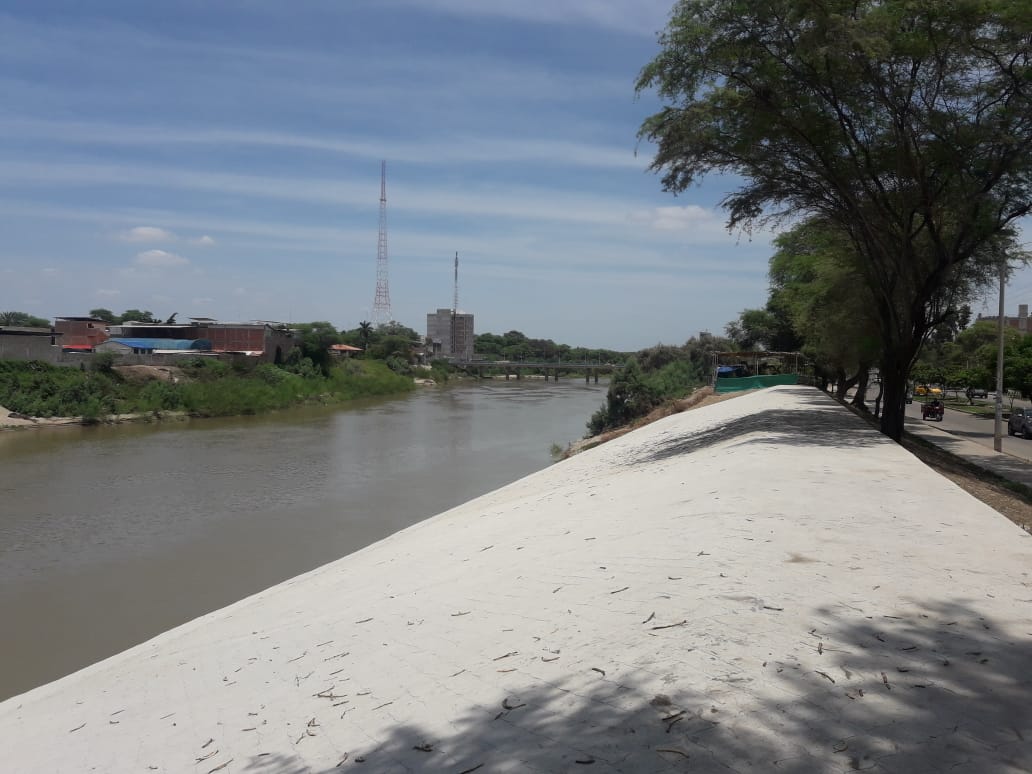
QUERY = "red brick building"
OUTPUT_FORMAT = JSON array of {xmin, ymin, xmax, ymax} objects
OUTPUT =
[{"xmin": 54, "ymin": 317, "xmax": 110, "ymax": 349}]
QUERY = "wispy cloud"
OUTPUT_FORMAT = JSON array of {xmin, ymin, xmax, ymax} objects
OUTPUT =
[
  {"xmin": 381, "ymin": 0, "xmax": 672, "ymax": 37},
  {"xmin": 95, "ymin": 288, "xmax": 120, "ymax": 297},
  {"xmin": 630, "ymin": 205, "xmax": 723, "ymax": 232},
  {"xmin": 118, "ymin": 225, "xmax": 175, "ymax": 243},
  {"xmin": 0, "ymin": 159, "xmax": 702, "ymax": 233},
  {"xmin": 135, "ymin": 249, "xmax": 188, "ymax": 268},
  {"xmin": 190, "ymin": 235, "xmax": 215, "ymax": 246},
  {"xmin": 0, "ymin": 119, "xmax": 643, "ymax": 170}
]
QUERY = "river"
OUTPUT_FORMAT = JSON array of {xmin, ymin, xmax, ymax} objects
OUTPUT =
[{"xmin": 0, "ymin": 379, "xmax": 607, "ymax": 700}]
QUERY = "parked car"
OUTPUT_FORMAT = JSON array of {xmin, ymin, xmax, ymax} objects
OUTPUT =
[
  {"xmin": 1008, "ymin": 407, "xmax": 1032, "ymax": 439},
  {"xmin": 967, "ymin": 386, "xmax": 988, "ymax": 399}
]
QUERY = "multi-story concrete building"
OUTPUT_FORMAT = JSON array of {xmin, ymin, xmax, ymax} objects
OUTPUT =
[{"xmin": 426, "ymin": 308, "xmax": 474, "ymax": 361}]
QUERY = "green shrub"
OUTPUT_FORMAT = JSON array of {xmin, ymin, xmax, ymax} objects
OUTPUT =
[{"xmin": 0, "ymin": 355, "xmax": 415, "ymax": 421}]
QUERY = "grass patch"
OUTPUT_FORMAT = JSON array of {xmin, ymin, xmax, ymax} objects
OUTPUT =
[{"xmin": 942, "ymin": 400, "xmax": 997, "ymax": 417}]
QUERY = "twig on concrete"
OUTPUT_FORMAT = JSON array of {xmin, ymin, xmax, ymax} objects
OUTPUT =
[{"xmin": 657, "ymin": 748, "xmax": 691, "ymax": 760}]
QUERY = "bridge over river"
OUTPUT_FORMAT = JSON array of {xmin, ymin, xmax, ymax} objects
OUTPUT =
[{"xmin": 451, "ymin": 359, "xmax": 623, "ymax": 383}]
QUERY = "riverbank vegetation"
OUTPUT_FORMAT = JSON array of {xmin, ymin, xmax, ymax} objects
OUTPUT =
[
  {"xmin": 586, "ymin": 335, "xmax": 731, "ymax": 435},
  {"xmin": 0, "ymin": 357, "xmax": 413, "ymax": 423}
]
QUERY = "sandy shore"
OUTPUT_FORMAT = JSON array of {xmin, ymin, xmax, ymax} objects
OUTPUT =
[
  {"xmin": 0, "ymin": 403, "xmax": 81, "ymax": 429},
  {"xmin": 2, "ymin": 385, "xmax": 1030, "ymax": 772}
]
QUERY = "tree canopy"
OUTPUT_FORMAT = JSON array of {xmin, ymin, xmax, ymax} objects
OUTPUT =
[
  {"xmin": 0, "ymin": 311, "xmax": 50, "ymax": 328},
  {"xmin": 88, "ymin": 308, "xmax": 161, "ymax": 325},
  {"xmin": 638, "ymin": 0, "xmax": 1032, "ymax": 438}
]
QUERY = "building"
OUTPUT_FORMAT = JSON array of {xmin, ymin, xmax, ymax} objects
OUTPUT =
[
  {"xmin": 426, "ymin": 308, "xmax": 474, "ymax": 361},
  {"xmin": 330, "ymin": 344, "xmax": 363, "ymax": 358},
  {"xmin": 0, "ymin": 326, "xmax": 60, "ymax": 360},
  {"xmin": 111, "ymin": 319, "xmax": 298, "ymax": 362},
  {"xmin": 96, "ymin": 338, "xmax": 212, "ymax": 355},
  {"xmin": 977, "ymin": 304, "xmax": 1032, "ymax": 334},
  {"xmin": 54, "ymin": 317, "xmax": 110, "ymax": 349}
]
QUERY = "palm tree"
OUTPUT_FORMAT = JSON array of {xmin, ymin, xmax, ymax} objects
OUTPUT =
[{"xmin": 358, "ymin": 321, "xmax": 373, "ymax": 353}]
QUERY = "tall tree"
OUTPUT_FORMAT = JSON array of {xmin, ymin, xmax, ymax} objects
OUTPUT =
[
  {"xmin": 0, "ymin": 311, "xmax": 49, "ymax": 327},
  {"xmin": 357, "ymin": 320, "xmax": 373, "ymax": 351},
  {"xmin": 768, "ymin": 219, "xmax": 883, "ymax": 404},
  {"xmin": 88, "ymin": 308, "xmax": 118, "ymax": 323},
  {"xmin": 119, "ymin": 309, "xmax": 158, "ymax": 324},
  {"xmin": 638, "ymin": 0, "xmax": 1032, "ymax": 439}
]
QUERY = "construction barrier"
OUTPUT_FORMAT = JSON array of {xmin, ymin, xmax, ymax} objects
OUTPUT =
[{"xmin": 714, "ymin": 373, "xmax": 800, "ymax": 393}]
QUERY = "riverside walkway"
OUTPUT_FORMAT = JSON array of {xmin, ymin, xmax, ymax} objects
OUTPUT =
[{"xmin": 3, "ymin": 386, "xmax": 1031, "ymax": 773}]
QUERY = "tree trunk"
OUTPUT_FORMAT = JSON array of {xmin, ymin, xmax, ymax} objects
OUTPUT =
[
  {"xmin": 878, "ymin": 352, "xmax": 916, "ymax": 440},
  {"xmin": 834, "ymin": 368, "xmax": 856, "ymax": 401},
  {"xmin": 851, "ymin": 366, "xmax": 870, "ymax": 411}
]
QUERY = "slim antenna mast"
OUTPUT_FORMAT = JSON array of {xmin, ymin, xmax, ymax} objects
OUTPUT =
[
  {"xmin": 371, "ymin": 160, "xmax": 392, "ymax": 325},
  {"xmin": 453, "ymin": 251, "xmax": 459, "ymax": 314}
]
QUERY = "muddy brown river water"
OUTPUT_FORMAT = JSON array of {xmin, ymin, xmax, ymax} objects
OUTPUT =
[{"xmin": 0, "ymin": 379, "xmax": 606, "ymax": 700}]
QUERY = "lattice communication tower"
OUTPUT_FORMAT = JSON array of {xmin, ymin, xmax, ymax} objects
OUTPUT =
[{"xmin": 371, "ymin": 160, "xmax": 392, "ymax": 325}]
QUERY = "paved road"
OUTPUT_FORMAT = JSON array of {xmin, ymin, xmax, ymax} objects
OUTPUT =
[{"xmin": 905, "ymin": 398, "xmax": 1032, "ymax": 462}]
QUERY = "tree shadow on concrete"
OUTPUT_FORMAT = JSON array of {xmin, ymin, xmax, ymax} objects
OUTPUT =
[
  {"xmin": 634, "ymin": 402, "xmax": 890, "ymax": 465},
  {"xmin": 240, "ymin": 599, "xmax": 1031, "ymax": 773}
]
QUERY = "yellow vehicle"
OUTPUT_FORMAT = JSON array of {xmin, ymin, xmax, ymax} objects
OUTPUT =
[{"xmin": 915, "ymin": 385, "xmax": 943, "ymax": 397}]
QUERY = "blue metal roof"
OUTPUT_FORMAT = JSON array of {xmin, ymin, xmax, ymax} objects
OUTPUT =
[{"xmin": 109, "ymin": 338, "xmax": 211, "ymax": 350}]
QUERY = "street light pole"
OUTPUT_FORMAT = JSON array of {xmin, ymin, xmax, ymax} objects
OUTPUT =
[{"xmin": 994, "ymin": 264, "xmax": 1006, "ymax": 452}]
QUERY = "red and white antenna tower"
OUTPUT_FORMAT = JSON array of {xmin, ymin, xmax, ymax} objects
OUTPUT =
[{"xmin": 371, "ymin": 160, "xmax": 392, "ymax": 325}]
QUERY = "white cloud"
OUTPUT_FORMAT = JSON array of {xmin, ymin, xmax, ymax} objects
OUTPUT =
[
  {"xmin": 135, "ymin": 249, "xmax": 189, "ymax": 267},
  {"xmin": 95, "ymin": 288, "xmax": 121, "ymax": 297},
  {"xmin": 191, "ymin": 235, "xmax": 215, "ymax": 246},
  {"xmin": 118, "ymin": 225, "xmax": 175, "ymax": 243},
  {"xmin": 41, "ymin": 267, "xmax": 60, "ymax": 276},
  {"xmin": 629, "ymin": 205, "xmax": 723, "ymax": 232}
]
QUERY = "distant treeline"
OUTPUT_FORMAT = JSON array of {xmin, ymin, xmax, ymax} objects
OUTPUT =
[{"xmin": 473, "ymin": 330, "xmax": 627, "ymax": 363}]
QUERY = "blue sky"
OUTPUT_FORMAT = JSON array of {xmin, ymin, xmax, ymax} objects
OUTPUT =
[{"xmin": 1, "ymin": 1, "xmax": 1026, "ymax": 350}]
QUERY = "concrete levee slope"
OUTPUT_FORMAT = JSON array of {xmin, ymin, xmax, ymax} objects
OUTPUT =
[{"xmin": 2, "ymin": 386, "xmax": 1030, "ymax": 773}]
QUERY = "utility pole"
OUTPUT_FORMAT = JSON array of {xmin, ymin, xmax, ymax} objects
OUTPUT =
[{"xmin": 994, "ymin": 264, "xmax": 1006, "ymax": 452}]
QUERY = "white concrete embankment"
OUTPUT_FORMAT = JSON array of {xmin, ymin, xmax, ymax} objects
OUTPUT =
[{"xmin": 3, "ymin": 386, "xmax": 1031, "ymax": 773}]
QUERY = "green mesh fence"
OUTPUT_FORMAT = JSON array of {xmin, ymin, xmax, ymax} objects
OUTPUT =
[{"xmin": 714, "ymin": 373, "xmax": 800, "ymax": 393}]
